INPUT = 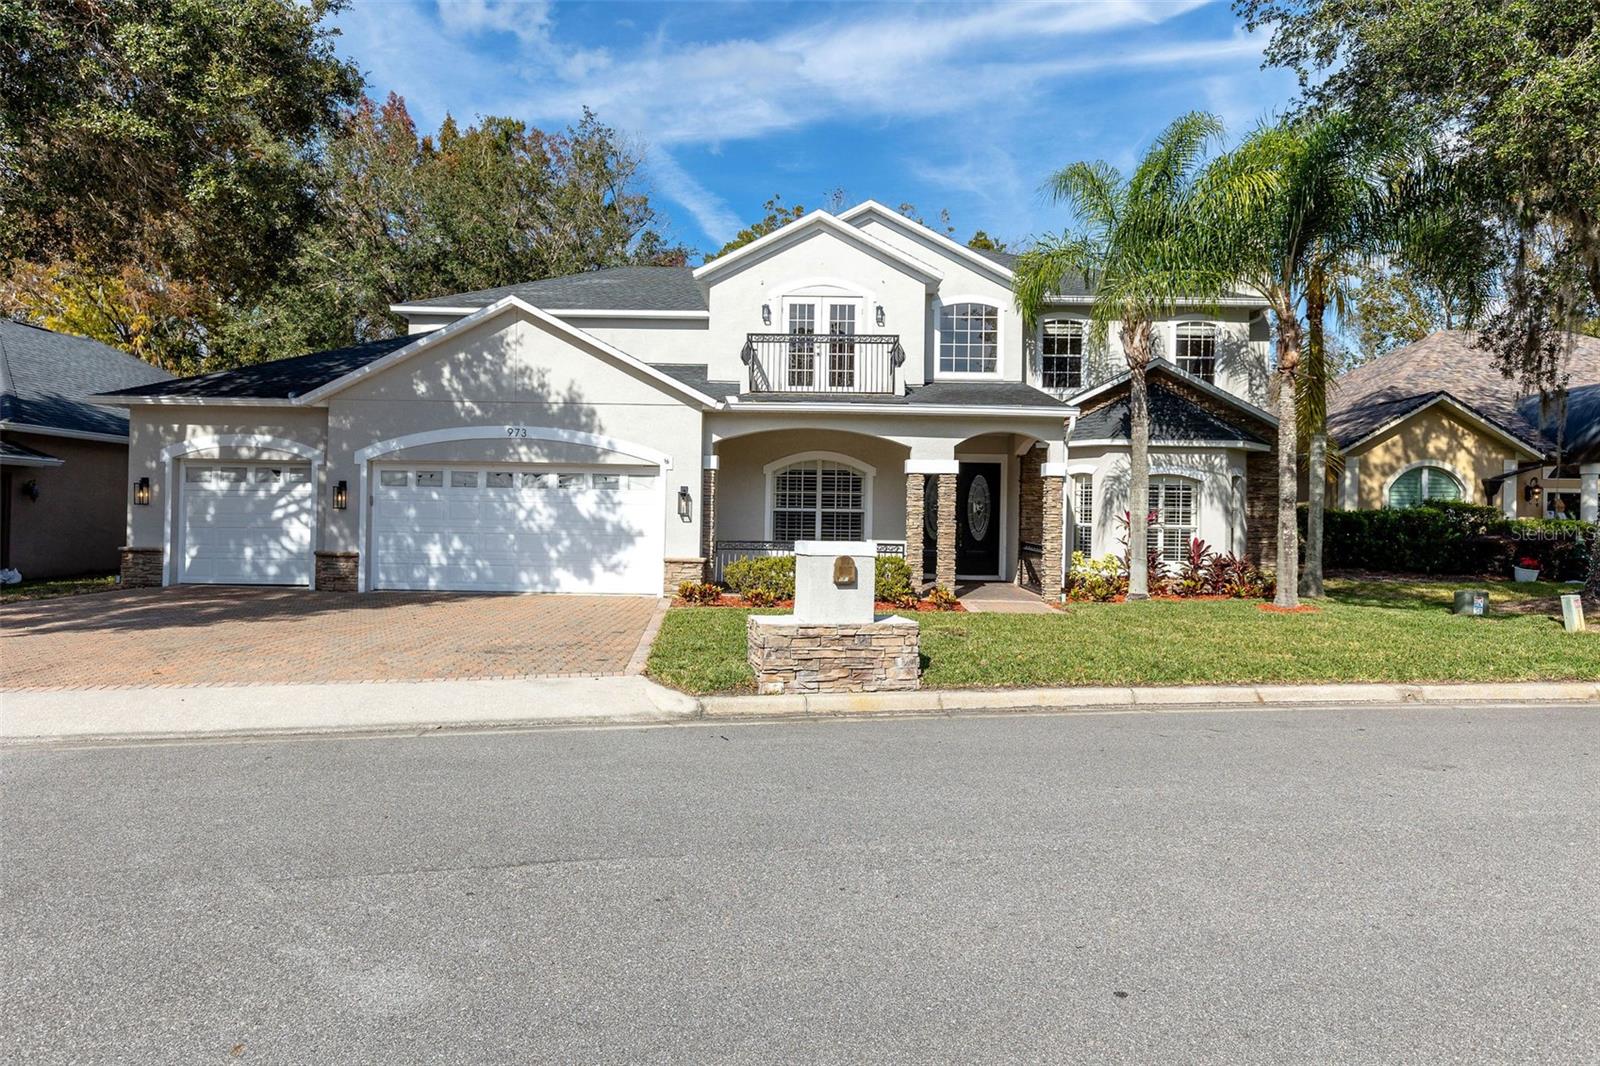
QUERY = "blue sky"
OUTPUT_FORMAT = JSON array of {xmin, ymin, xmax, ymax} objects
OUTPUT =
[{"xmin": 333, "ymin": 1, "xmax": 1301, "ymax": 255}]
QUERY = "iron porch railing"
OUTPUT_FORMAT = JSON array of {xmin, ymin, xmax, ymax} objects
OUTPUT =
[{"xmin": 741, "ymin": 333, "xmax": 903, "ymax": 394}]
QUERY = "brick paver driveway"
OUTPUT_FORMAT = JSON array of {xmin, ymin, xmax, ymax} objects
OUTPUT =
[{"xmin": 0, "ymin": 587, "xmax": 660, "ymax": 690}]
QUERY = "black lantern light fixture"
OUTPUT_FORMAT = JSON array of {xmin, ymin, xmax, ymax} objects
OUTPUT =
[
  {"xmin": 677, "ymin": 485, "xmax": 692, "ymax": 521},
  {"xmin": 1525, "ymin": 475, "xmax": 1542, "ymax": 503},
  {"xmin": 332, "ymin": 480, "xmax": 348, "ymax": 510},
  {"xmin": 875, "ymin": 303, "xmax": 886, "ymax": 327},
  {"xmin": 761, "ymin": 303, "xmax": 772, "ymax": 326},
  {"xmin": 133, "ymin": 477, "xmax": 151, "ymax": 506}
]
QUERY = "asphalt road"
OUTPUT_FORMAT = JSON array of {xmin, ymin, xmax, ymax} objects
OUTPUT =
[{"xmin": 3, "ymin": 704, "xmax": 1597, "ymax": 1064}]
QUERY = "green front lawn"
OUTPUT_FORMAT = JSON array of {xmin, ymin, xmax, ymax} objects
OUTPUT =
[
  {"xmin": 0, "ymin": 573, "xmax": 117, "ymax": 603},
  {"xmin": 647, "ymin": 578, "xmax": 1597, "ymax": 695}
]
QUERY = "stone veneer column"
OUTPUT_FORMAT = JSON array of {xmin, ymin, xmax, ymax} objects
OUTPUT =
[
  {"xmin": 314, "ymin": 551, "xmax": 360, "ymax": 592},
  {"xmin": 1039, "ymin": 473, "xmax": 1065, "ymax": 603},
  {"xmin": 701, "ymin": 465, "xmax": 718, "ymax": 561},
  {"xmin": 934, "ymin": 472, "xmax": 957, "ymax": 590},
  {"xmin": 119, "ymin": 547, "xmax": 163, "ymax": 589},
  {"xmin": 904, "ymin": 473, "xmax": 925, "ymax": 589}
]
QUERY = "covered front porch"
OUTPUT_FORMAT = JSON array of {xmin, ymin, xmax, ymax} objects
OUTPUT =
[{"xmin": 699, "ymin": 422, "xmax": 1072, "ymax": 600}]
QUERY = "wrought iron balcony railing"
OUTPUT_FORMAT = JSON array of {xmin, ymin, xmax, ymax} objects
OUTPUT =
[{"xmin": 741, "ymin": 333, "xmax": 903, "ymax": 394}]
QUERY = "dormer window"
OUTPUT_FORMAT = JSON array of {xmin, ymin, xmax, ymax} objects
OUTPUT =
[
  {"xmin": 1174, "ymin": 322, "xmax": 1218, "ymax": 383},
  {"xmin": 939, "ymin": 303, "xmax": 998, "ymax": 374},
  {"xmin": 1041, "ymin": 320, "xmax": 1084, "ymax": 391}
]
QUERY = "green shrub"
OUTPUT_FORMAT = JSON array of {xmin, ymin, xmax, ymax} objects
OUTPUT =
[
  {"xmin": 926, "ymin": 585, "xmax": 960, "ymax": 610},
  {"xmin": 1309, "ymin": 501, "xmax": 1593, "ymax": 578},
  {"xmin": 1066, "ymin": 552, "xmax": 1127, "ymax": 602},
  {"xmin": 722, "ymin": 554, "xmax": 795, "ymax": 599},
  {"xmin": 874, "ymin": 555, "xmax": 913, "ymax": 602},
  {"xmin": 676, "ymin": 581, "xmax": 723, "ymax": 605}
]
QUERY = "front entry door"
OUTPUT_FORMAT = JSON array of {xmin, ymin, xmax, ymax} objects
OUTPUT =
[{"xmin": 956, "ymin": 462, "xmax": 1001, "ymax": 577}]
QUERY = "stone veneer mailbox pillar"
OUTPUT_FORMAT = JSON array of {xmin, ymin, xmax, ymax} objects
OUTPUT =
[{"xmin": 747, "ymin": 541, "xmax": 920, "ymax": 694}]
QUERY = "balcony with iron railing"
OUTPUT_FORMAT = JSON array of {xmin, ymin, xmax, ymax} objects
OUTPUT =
[{"xmin": 741, "ymin": 332, "xmax": 904, "ymax": 395}]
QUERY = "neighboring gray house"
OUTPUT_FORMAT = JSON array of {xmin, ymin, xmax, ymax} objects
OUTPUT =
[
  {"xmin": 95, "ymin": 202, "xmax": 1278, "ymax": 599},
  {"xmin": 0, "ymin": 320, "xmax": 172, "ymax": 579}
]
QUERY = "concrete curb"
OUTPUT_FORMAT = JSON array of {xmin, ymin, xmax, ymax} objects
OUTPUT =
[{"xmin": 697, "ymin": 681, "xmax": 1600, "ymax": 719}]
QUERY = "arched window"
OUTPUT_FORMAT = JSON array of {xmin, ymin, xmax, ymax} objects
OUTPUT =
[
  {"xmin": 1174, "ymin": 322, "xmax": 1218, "ymax": 383},
  {"xmin": 1041, "ymin": 320, "xmax": 1085, "ymax": 391},
  {"xmin": 1388, "ymin": 465, "xmax": 1463, "ymax": 508},
  {"xmin": 939, "ymin": 303, "xmax": 999, "ymax": 374},
  {"xmin": 1146, "ymin": 476, "xmax": 1198, "ymax": 563},
  {"xmin": 768, "ymin": 456, "xmax": 870, "ymax": 541}
]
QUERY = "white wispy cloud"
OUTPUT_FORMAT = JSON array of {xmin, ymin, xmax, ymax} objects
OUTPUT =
[{"xmin": 643, "ymin": 148, "xmax": 743, "ymax": 246}]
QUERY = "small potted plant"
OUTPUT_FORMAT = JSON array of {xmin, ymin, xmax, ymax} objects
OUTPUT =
[{"xmin": 1512, "ymin": 555, "xmax": 1542, "ymax": 583}]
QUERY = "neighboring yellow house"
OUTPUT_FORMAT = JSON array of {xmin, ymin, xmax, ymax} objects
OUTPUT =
[{"xmin": 1325, "ymin": 331, "xmax": 1600, "ymax": 521}]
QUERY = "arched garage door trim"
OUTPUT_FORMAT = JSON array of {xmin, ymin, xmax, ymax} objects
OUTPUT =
[
  {"xmin": 354, "ymin": 425, "xmax": 673, "ymax": 593},
  {"xmin": 159, "ymin": 434, "xmax": 324, "ymax": 587}
]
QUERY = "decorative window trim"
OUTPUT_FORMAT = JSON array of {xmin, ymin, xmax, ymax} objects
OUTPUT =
[
  {"xmin": 1038, "ymin": 316, "xmax": 1088, "ymax": 392},
  {"xmin": 934, "ymin": 297, "xmax": 1004, "ymax": 378},
  {"xmin": 1382, "ymin": 460, "xmax": 1467, "ymax": 508},
  {"xmin": 762, "ymin": 451, "xmax": 876, "ymax": 541},
  {"xmin": 1173, "ymin": 321, "xmax": 1219, "ymax": 384}
]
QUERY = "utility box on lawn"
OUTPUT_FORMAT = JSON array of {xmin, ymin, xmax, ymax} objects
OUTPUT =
[{"xmin": 1452, "ymin": 589, "xmax": 1488, "ymax": 617}]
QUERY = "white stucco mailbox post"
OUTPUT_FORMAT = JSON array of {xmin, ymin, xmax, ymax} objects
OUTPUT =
[{"xmin": 747, "ymin": 541, "xmax": 920, "ymax": 694}]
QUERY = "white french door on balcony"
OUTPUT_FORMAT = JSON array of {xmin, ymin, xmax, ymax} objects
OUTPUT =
[{"xmin": 782, "ymin": 296, "xmax": 861, "ymax": 390}]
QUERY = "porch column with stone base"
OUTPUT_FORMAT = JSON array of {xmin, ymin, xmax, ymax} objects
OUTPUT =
[
  {"xmin": 904, "ymin": 472, "xmax": 926, "ymax": 590},
  {"xmin": 747, "ymin": 540, "xmax": 921, "ymax": 694},
  {"xmin": 1039, "ymin": 464, "xmax": 1067, "ymax": 603},
  {"xmin": 119, "ymin": 547, "xmax": 163, "ymax": 588}
]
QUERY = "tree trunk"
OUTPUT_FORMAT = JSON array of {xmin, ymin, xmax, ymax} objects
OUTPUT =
[
  {"xmin": 1273, "ymin": 310, "xmax": 1302, "ymax": 608},
  {"xmin": 1123, "ymin": 318, "xmax": 1152, "ymax": 600},
  {"xmin": 1300, "ymin": 283, "xmax": 1328, "ymax": 599}
]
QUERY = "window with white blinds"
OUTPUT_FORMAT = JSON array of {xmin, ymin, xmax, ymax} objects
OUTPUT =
[
  {"xmin": 1387, "ymin": 465, "xmax": 1463, "ymax": 508},
  {"xmin": 1146, "ymin": 477, "xmax": 1197, "ymax": 563},
  {"xmin": 1072, "ymin": 474, "xmax": 1094, "ymax": 554}
]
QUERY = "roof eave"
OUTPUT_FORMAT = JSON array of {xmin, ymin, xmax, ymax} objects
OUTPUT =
[
  {"xmin": 692, "ymin": 211, "xmax": 944, "ymax": 285},
  {"xmin": 837, "ymin": 201, "xmax": 1015, "ymax": 283}
]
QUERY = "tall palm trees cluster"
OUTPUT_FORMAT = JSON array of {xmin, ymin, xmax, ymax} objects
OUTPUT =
[{"xmin": 1015, "ymin": 111, "xmax": 1478, "ymax": 610}]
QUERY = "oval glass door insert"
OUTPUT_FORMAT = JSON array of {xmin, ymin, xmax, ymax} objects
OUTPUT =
[{"xmin": 967, "ymin": 474, "xmax": 992, "ymax": 540}]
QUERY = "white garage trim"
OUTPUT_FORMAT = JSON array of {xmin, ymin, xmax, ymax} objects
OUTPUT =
[
  {"xmin": 159, "ymin": 435, "xmax": 324, "ymax": 587},
  {"xmin": 354, "ymin": 425, "xmax": 673, "ymax": 593}
]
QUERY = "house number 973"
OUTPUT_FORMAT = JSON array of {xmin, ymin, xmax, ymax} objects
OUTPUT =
[{"xmin": 505, "ymin": 426, "xmax": 528, "ymax": 438}]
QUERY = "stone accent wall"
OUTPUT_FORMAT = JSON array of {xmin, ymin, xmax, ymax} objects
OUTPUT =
[
  {"xmin": 119, "ymin": 547, "xmax": 163, "ymax": 589},
  {"xmin": 1040, "ymin": 475, "xmax": 1065, "ymax": 602},
  {"xmin": 747, "ymin": 615, "xmax": 920, "ymax": 694},
  {"xmin": 315, "ymin": 551, "xmax": 360, "ymax": 592},
  {"xmin": 934, "ymin": 471, "xmax": 957, "ymax": 590},
  {"xmin": 700, "ymin": 468, "xmax": 717, "ymax": 560},
  {"xmin": 904, "ymin": 473, "xmax": 926, "ymax": 589},
  {"xmin": 1016, "ymin": 448, "xmax": 1043, "ymax": 589},
  {"xmin": 663, "ymin": 557, "xmax": 707, "ymax": 595}
]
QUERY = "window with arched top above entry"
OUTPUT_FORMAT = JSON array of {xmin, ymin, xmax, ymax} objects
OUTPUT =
[
  {"xmin": 768, "ymin": 457, "xmax": 870, "ymax": 541},
  {"xmin": 1388, "ymin": 465, "xmax": 1463, "ymax": 508}
]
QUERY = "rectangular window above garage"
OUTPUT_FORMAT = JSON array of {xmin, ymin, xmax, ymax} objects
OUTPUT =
[
  {"xmin": 450, "ymin": 471, "xmax": 478, "ymax": 488},
  {"xmin": 558, "ymin": 473, "xmax": 587, "ymax": 490},
  {"xmin": 487, "ymin": 471, "xmax": 514, "ymax": 488},
  {"xmin": 416, "ymin": 470, "xmax": 443, "ymax": 487},
  {"xmin": 380, "ymin": 470, "xmax": 408, "ymax": 487},
  {"xmin": 593, "ymin": 474, "xmax": 621, "ymax": 491}
]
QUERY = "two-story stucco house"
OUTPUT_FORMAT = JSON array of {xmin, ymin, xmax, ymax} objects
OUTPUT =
[{"xmin": 95, "ymin": 202, "xmax": 1279, "ymax": 600}]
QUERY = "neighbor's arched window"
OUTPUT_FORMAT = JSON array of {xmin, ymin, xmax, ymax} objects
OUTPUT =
[
  {"xmin": 1174, "ymin": 322, "xmax": 1218, "ymax": 383},
  {"xmin": 1388, "ymin": 465, "xmax": 1463, "ymax": 508},
  {"xmin": 770, "ymin": 457, "xmax": 868, "ymax": 541},
  {"xmin": 939, "ymin": 303, "xmax": 999, "ymax": 374}
]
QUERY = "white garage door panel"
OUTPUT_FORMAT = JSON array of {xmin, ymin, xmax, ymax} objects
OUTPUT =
[
  {"xmin": 372, "ymin": 466, "xmax": 661, "ymax": 594},
  {"xmin": 180, "ymin": 465, "xmax": 313, "ymax": 585}
]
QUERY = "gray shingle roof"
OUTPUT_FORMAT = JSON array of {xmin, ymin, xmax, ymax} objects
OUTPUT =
[
  {"xmin": 650, "ymin": 364, "xmax": 740, "ymax": 398},
  {"xmin": 101, "ymin": 335, "xmax": 414, "ymax": 401},
  {"xmin": 733, "ymin": 380, "xmax": 1073, "ymax": 409},
  {"xmin": 0, "ymin": 320, "xmax": 172, "ymax": 437},
  {"xmin": 397, "ymin": 266, "xmax": 707, "ymax": 312},
  {"xmin": 0, "ymin": 438, "xmax": 62, "ymax": 464},
  {"xmin": 1073, "ymin": 378, "xmax": 1267, "ymax": 445},
  {"xmin": 1326, "ymin": 330, "xmax": 1600, "ymax": 455}
]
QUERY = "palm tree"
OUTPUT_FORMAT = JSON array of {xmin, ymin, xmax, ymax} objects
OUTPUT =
[
  {"xmin": 1015, "ymin": 112, "xmax": 1273, "ymax": 599},
  {"xmin": 1216, "ymin": 114, "xmax": 1390, "ymax": 608}
]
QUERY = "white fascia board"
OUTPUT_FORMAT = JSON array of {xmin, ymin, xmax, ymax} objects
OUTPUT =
[
  {"xmin": 0, "ymin": 420, "xmax": 130, "ymax": 443},
  {"xmin": 904, "ymin": 459, "xmax": 959, "ymax": 474},
  {"xmin": 389, "ymin": 304, "xmax": 709, "ymax": 321},
  {"xmin": 838, "ymin": 201, "xmax": 1014, "ymax": 283},
  {"xmin": 1341, "ymin": 394, "xmax": 1543, "ymax": 458},
  {"xmin": 724, "ymin": 397, "xmax": 1077, "ymax": 418},
  {"xmin": 295, "ymin": 296, "xmax": 721, "ymax": 409},
  {"xmin": 1067, "ymin": 359, "xmax": 1278, "ymax": 426},
  {"xmin": 1042, "ymin": 294, "xmax": 1269, "ymax": 309},
  {"xmin": 1070, "ymin": 437, "xmax": 1273, "ymax": 452},
  {"xmin": 0, "ymin": 452, "xmax": 65, "ymax": 467},
  {"xmin": 83, "ymin": 395, "xmax": 299, "ymax": 408},
  {"xmin": 692, "ymin": 211, "xmax": 943, "ymax": 285}
]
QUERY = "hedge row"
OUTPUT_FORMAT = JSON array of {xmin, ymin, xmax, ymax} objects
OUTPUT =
[{"xmin": 1303, "ymin": 500, "xmax": 1593, "ymax": 579}]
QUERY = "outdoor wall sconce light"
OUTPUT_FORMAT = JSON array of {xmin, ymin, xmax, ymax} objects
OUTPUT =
[
  {"xmin": 21, "ymin": 479, "xmax": 39, "ymax": 502},
  {"xmin": 333, "ymin": 480, "xmax": 349, "ymax": 510},
  {"xmin": 677, "ymin": 485, "xmax": 692, "ymax": 521},
  {"xmin": 133, "ymin": 477, "xmax": 151, "ymax": 506},
  {"xmin": 875, "ymin": 303, "xmax": 886, "ymax": 327},
  {"xmin": 761, "ymin": 303, "xmax": 772, "ymax": 326},
  {"xmin": 1525, "ymin": 476, "xmax": 1542, "ymax": 503}
]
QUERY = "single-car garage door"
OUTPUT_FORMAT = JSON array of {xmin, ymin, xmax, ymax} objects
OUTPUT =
[
  {"xmin": 179, "ymin": 462, "xmax": 314, "ymax": 585},
  {"xmin": 371, "ymin": 464, "xmax": 662, "ymax": 594}
]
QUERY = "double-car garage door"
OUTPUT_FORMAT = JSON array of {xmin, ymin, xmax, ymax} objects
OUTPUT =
[
  {"xmin": 177, "ymin": 460, "xmax": 662, "ymax": 594},
  {"xmin": 371, "ymin": 464, "xmax": 661, "ymax": 594}
]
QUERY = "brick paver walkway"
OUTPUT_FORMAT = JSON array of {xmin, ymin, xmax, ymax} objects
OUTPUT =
[{"xmin": 0, "ymin": 587, "xmax": 660, "ymax": 691}]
